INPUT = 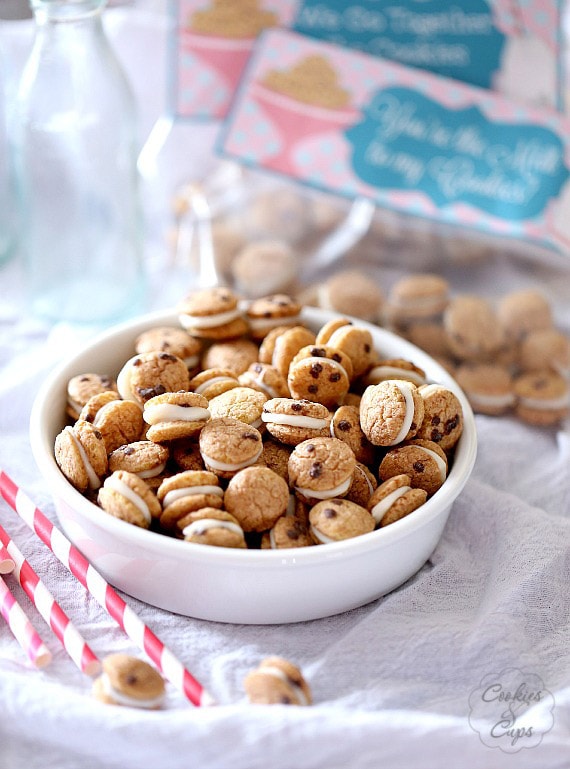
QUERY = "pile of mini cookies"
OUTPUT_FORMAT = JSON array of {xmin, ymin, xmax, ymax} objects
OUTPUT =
[{"xmin": 54, "ymin": 286, "xmax": 465, "ymax": 552}]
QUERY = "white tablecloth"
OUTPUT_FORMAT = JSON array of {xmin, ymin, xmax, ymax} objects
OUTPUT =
[{"xmin": 1, "ymin": 7, "xmax": 570, "ymax": 769}]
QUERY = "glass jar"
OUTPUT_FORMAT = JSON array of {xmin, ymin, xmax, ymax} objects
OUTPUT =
[
  {"xmin": 13, "ymin": 0, "xmax": 145, "ymax": 324},
  {"xmin": 0, "ymin": 42, "xmax": 17, "ymax": 267}
]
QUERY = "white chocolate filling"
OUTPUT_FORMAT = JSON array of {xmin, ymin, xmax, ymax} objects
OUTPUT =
[
  {"xmin": 370, "ymin": 486, "xmax": 411, "ymax": 523},
  {"xmin": 390, "ymin": 294, "xmax": 445, "ymax": 312},
  {"xmin": 162, "ymin": 485, "xmax": 223, "ymax": 508},
  {"xmin": 100, "ymin": 672, "xmax": 164, "ymax": 709},
  {"xmin": 249, "ymin": 374, "xmax": 280, "ymax": 400},
  {"xmin": 389, "ymin": 381, "xmax": 416, "ymax": 446},
  {"xmin": 64, "ymin": 426, "xmax": 101, "ymax": 490},
  {"xmin": 353, "ymin": 464, "xmax": 375, "ymax": 499},
  {"xmin": 286, "ymin": 494, "xmax": 297, "ymax": 517},
  {"xmin": 310, "ymin": 524, "xmax": 337, "ymax": 545},
  {"xmin": 116, "ymin": 355, "xmax": 141, "ymax": 404},
  {"xmin": 179, "ymin": 308, "xmax": 241, "ymax": 329},
  {"xmin": 247, "ymin": 314, "xmax": 300, "ymax": 331},
  {"xmin": 103, "ymin": 475, "xmax": 151, "ymax": 524},
  {"xmin": 467, "ymin": 390, "xmax": 515, "ymax": 410},
  {"xmin": 295, "ymin": 475, "xmax": 352, "ymax": 500},
  {"xmin": 419, "ymin": 383, "xmax": 446, "ymax": 399},
  {"xmin": 518, "ymin": 393, "xmax": 570, "ymax": 410},
  {"xmin": 201, "ymin": 445, "xmax": 263, "ymax": 473},
  {"xmin": 193, "ymin": 376, "xmax": 237, "ymax": 395},
  {"xmin": 182, "ymin": 518, "xmax": 243, "ymax": 538},
  {"xmin": 262, "ymin": 412, "xmax": 329, "ymax": 430},
  {"xmin": 414, "ymin": 447, "xmax": 447, "ymax": 483},
  {"xmin": 368, "ymin": 366, "xmax": 425, "ymax": 386},
  {"xmin": 137, "ymin": 462, "xmax": 167, "ymax": 480},
  {"xmin": 254, "ymin": 666, "xmax": 309, "ymax": 706},
  {"xmin": 143, "ymin": 404, "xmax": 210, "ymax": 425}
]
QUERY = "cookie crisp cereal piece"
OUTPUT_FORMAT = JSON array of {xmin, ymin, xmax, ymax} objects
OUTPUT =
[
  {"xmin": 108, "ymin": 440, "xmax": 170, "ymax": 481},
  {"xmin": 207, "ymin": 386, "xmax": 267, "ymax": 429},
  {"xmin": 135, "ymin": 326, "xmax": 202, "ymax": 372},
  {"xmin": 513, "ymin": 371, "xmax": 570, "ymax": 426},
  {"xmin": 97, "ymin": 470, "xmax": 161, "ymax": 528},
  {"xmin": 238, "ymin": 362, "xmax": 290, "ymax": 400},
  {"xmin": 245, "ymin": 294, "xmax": 303, "ymax": 341},
  {"xmin": 443, "ymin": 295, "xmax": 505, "ymax": 361},
  {"xmin": 309, "ymin": 498, "xmax": 374, "ymax": 544},
  {"xmin": 364, "ymin": 358, "xmax": 426, "ymax": 388},
  {"xmin": 415, "ymin": 383, "xmax": 463, "ymax": 452},
  {"xmin": 288, "ymin": 344, "xmax": 352, "ymax": 408},
  {"xmin": 360, "ymin": 380, "xmax": 425, "ymax": 447},
  {"xmin": 177, "ymin": 286, "xmax": 248, "ymax": 340},
  {"xmin": 201, "ymin": 338, "xmax": 259, "ymax": 377},
  {"xmin": 244, "ymin": 656, "xmax": 312, "ymax": 706},
  {"xmin": 66, "ymin": 372, "xmax": 117, "ymax": 421},
  {"xmin": 315, "ymin": 317, "xmax": 376, "ymax": 379},
  {"xmin": 157, "ymin": 470, "xmax": 224, "ymax": 533},
  {"xmin": 143, "ymin": 391, "xmax": 211, "ymax": 442},
  {"xmin": 454, "ymin": 363, "xmax": 515, "ymax": 416},
  {"xmin": 497, "ymin": 289, "xmax": 553, "ymax": 342},
  {"xmin": 92, "ymin": 653, "xmax": 165, "ymax": 709},
  {"xmin": 224, "ymin": 466, "xmax": 290, "ymax": 532},
  {"xmin": 318, "ymin": 270, "xmax": 384, "ymax": 323},
  {"xmin": 379, "ymin": 439, "xmax": 448, "ymax": 496},
  {"xmin": 199, "ymin": 417, "xmax": 263, "ymax": 479},
  {"xmin": 54, "ymin": 420, "xmax": 108, "ymax": 494},
  {"xmin": 367, "ymin": 474, "xmax": 427, "ymax": 527},
  {"xmin": 117, "ymin": 351, "xmax": 190, "ymax": 407},
  {"xmin": 80, "ymin": 392, "xmax": 144, "ymax": 454},
  {"xmin": 181, "ymin": 508, "xmax": 246, "ymax": 549},
  {"xmin": 231, "ymin": 240, "xmax": 298, "ymax": 299},
  {"xmin": 261, "ymin": 398, "xmax": 331, "ymax": 446},
  {"xmin": 188, "ymin": 367, "xmax": 240, "ymax": 400},
  {"xmin": 288, "ymin": 437, "xmax": 356, "ymax": 502}
]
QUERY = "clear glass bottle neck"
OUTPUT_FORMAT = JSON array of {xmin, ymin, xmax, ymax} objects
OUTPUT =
[{"xmin": 31, "ymin": 0, "xmax": 107, "ymax": 25}]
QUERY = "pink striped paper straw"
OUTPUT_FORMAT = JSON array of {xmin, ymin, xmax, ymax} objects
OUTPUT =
[
  {"xmin": 0, "ymin": 575, "xmax": 52, "ymax": 668},
  {"xmin": 0, "ymin": 523, "xmax": 101, "ymax": 677},
  {"xmin": 0, "ymin": 544, "xmax": 15, "ymax": 574},
  {"xmin": 0, "ymin": 470, "xmax": 214, "ymax": 706}
]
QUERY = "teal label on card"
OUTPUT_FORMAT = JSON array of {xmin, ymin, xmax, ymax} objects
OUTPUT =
[
  {"xmin": 293, "ymin": 0, "xmax": 506, "ymax": 88},
  {"xmin": 345, "ymin": 87, "xmax": 570, "ymax": 221}
]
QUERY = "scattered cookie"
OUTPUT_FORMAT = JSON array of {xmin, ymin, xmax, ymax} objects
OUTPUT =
[
  {"xmin": 443, "ymin": 295, "xmax": 505, "ymax": 361},
  {"xmin": 201, "ymin": 338, "xmax": 259, "ymax": 376},
  {"xmin": 232, "ymin": 240, "xmax": 298, "ymax": 298},
  {"xmin": 329, "ymin": 404, "xmax": 374, "ymax": 465},
  {"xmin": 315, "ymin": 317, "xmax": 376, "ymax": 378},
  {"xmin": 244, "ymin": 656, "xmax": 312, "ymax": 706},
  {"xmin": 261, "ymin": 398, "xmax": 331, "ymax": 446},
  {"xmin": 288, "ymin": 344, "xmax": 352, "ymax": 408},
  {"xmin": 513, "ymin": 370, "xmax": 570, "ymax": 426},
  {"xmin": 238, "ymin": 362, "xmax": 290, "ymax": 400},
  {"xmin": 261, "ymin": 513, "xmax": 313, "ymax": 549},
  {"xmin": 93, "ymin": 654, "xmax": 165, "ymax": 709},
  {"xmin": 317, "ymin": 269, "xmax": 384, "ymax": 323},
  {"xmin": 157, "ymin": 470, "xmax": 224, "ymax": 533},
  {"xmin": 245, "ymin": 294, "xmax": 303, "ymax": 341},
  {"xmin": 207, "ymin": 386, "xmax": 267, "ymax": 429},
  {"xmin": 178, "ymin": 286, "xmax": 248, "ymax": 340},
  {"xmin": 188, "ymin": 367, "xmax": 240, "ymax": 400},
  {"xmin": 454, "ymin": 363, "xmax": 515, "ymax": 416},
  {"xmin": 364, "ymin": 358, "xmax": 426, "ymax": 387},
  {"xmin": 385, "ymin": 273, "xmax": 449, "ymax": 328},
  {"xmin": 518, "ymin": 328, "xmax": 570, "ymax": 377},
  {"xmin": 268, "ymin": 325, "xmax": 317, "ymax": 379},
  {"xmin": 497, "ymin": 289, "xmax": 553, "ymax": 342},
  {"xmin": 80, "ymin": 392, "xmax": 144, "ymax": 453},
  {"xmin": 415, "ymin": 384, "xmax": 463, "ymax": 452},
  {"xmin": 108, "ymin": 440, "xmax": 170, "ymax": 483}
]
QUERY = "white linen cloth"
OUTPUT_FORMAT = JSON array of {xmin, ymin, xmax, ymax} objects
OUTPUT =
[{"xmin": 2, "ymin": 6, "xmax": 570, "ymax": 768}]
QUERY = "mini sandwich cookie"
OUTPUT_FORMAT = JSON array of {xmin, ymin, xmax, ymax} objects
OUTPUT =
[
  {"xmin": 157, "ymin": 470, "xmax": 224, "ymax": 533},
  {"xmin": 188, "ymin": 367, "xmax": 240, "ymax": 400},
  {"xmin": 368, "ymin": 474, "xmax": 427, "ymax": 527},
  {"xmin": 135, "ymin": 326, "xmax": 202, "ymax": 373},
  {"xmin": 360, "ymin": 380, "xmax": 425, "ymax": 447},
  {"xmin": 245, "ymin": 294, "xmax": 303, "ymax": 341},
  {"xmin": 207, "ymin": 386, "xmax": 267, "ymax": 429},
  {"xmin": 201, "ymin": 338, "xmax": 259, "ymax": 377},
  {"xmin": 309, "ymin": 498, "xmax": 374, "ymax": 544},
  {"xmin": 117, "ymin": 351, "xmax": 190, "ymax": 407},
  {"xmin": 330, "ymin": 405, "xmax": 374, "ymax": 465},
  {"xmin": 384, "ymin": 273, "xmax": 449, "ymax": 329},
  {"xmin": 518, "ymin": 328, "xmax": 570, "ymax": 377},
  {"xmin": 79, "ymin": 391, "xmax": 144, "ymax": 453},
  {"xmin": 108, "ymin": 440, "xmax": 170, "ymax": 485},
  {"xmin": 261, "ymin": 512, "xmax": 313, "ymax": 550},
  {"xmin": 443, "ymin": 295, "xmax": 505, "ymax": 361},
  {"xmin": 93, "ymin": 654, "xmax": 165, "ymax": 709},
  {"xmin": 199, "ymin": 417, "xmax": 263, "ymax": 479},
  {"xmin": 415, "ymin": 384, "xmax": 463, "ymax": 452},
  {"xmin": 170, "ymin": 439, "xmax": 205, "ymax": 473},
  {"xmin": 288, "ymin": 437, "xmax": 356, "ymax": 503},
  {"xmin": 224, "ymin": 466, "xmax": 290, "ymax": 532},
  {"xmin": 346, "ymin": 461, "xmax": 378, "ymax": 507},
  {"xmin": 318, "ymin": 269, "xmax": 384, "ymax": 323},
  {"xmin": 54, "ymin": 420, "xmax": 108, "ymax": 494},
  {"xmin": 143, "ymin": 391, "xmax": 211, "ymax": 442},
  {"xmin": 66, "ymin": 372, "xmax": 117, "ymax": 421},
  {"xmin": 261, "ymin": 439, "xmax": 292, "ymax": 482},
  {"xmin": 497, "ymin": 289, "xmax": 553, "ymax": 343},
  {"xmin": 364, "ymin": 358, "xmax": 426, "ymax": 388},
  {"xmin": 231, "ymin": 240, "xmax": 298, "ymax": 298},
  {"xmin": 261, "ymin": 398, "xmax": 331, "ymax": 446},
  {"xmin": 181, "ymin": 508, "xmax": 246, "ymax": 549},
  {"xmin": 315, "ymin": 317, "xmax": 376, "ymax": 378},
  {"xmin": 262, "ymin": 325, "xmax": 316, "ymax": 379},
  {"xmin": 178, "ymin": 286, "xmax": 248, "ymax": 340},
  {"xmin": 98, "ymin": 470, "xmax": 161, "ymax": 528},
  {"xmin": 454, "ymin": 363, "xmax": 515, "ymax": 416},
  {"xmin": 238, "ymin": 362, "xmax": 290, "ymax": 400},
  {"xmin": 244, "ymin": 657, "xmax": 312, "ymax": 706},
  {"xmin": 513, "ymin": 371, "xmax": 570, "ymax": 426},
  {"xmin": 379, "ymin": 439, "xmax": 448, "ymax": 496},
  {"xmin": 288, "ymin": 345, "xmax": 353, "ymax": 408}
]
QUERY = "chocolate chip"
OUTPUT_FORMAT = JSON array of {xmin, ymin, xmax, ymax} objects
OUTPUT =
[
  {"xmin": 286, "ymin": 528, "xmax": 300, "ymax": 540},
  {"xmin": 161, "ymin": 341, "xmax": 171, "ymax": 350},
  {"xmin": 364, "ymin": 344, "xmax": 371, "ymax": 353},
  {"xmin": 445, "ymin": 415, "xmax": 459, "ymax": 434},
  {"xmin": 309, "ymin": 461, "xmax": 322, "ymax": 478},
  {"xmin": 329, "ymin": 372, "xmax": 341, "ymax": 382},
  {"xmin": 93, "ymin": 429, "xmax": 102, "ymax": 440},
  {"xmin": 137, "ymin": 385, "xmax": 166, "ymax": 401},
  {"xmin": 310, "ymin": 363, "xmax": 323, "ymax": 378},
  {"xmin": 430, "ymin": 430, "xmax": 443, "ymax": 443},
  {"xmin": 330, "ymin": 499, "xmax": 342, "ymax": 505},
  {"xmin": 324, "ymin": 508, "xmax": 337, "ymax": 518},
  {"xmin": 413, "ymin": 461, "xmax": 425, "ymax": 473},
  {"xmin": 306, "ymin": 444, "xmax": 315, "ymax": 452},
  {"xmin": 308, "ymin": 384, "xmax": 318, "ymax": 394},
  {"xmin": 159, "ymin": 352, "xmax": 177, "ymax": 362},
  {"xmin": 431, "ymin": 415, "xmax": 441, "ymax": 425},
  {"xmin": 133, "ymin": 358, "xmax": 142, "ymax": 366},
  {"xmin": 280, "ymin": 695, "xmax": 292, "ymax": 704},
  {"xmin": 254, "ymin": 363, "xmax": 263, "ymax": 373},
  {"xmin": 332, "ymin": 353, "xmax": 342, "ymax": 362},
  {"xmin": 291, "ymin": 402, "xmax": 303, "ymax": 412},
  {"xmin": 337, "ymin": 420, "xmax": 351, "ymax": 432},
  {"xmin": 79, "ymin": 375, "xmax": 90, "ymax": 382},
  {"xmin": 242, "ymin": 432, "xmax": 259, "ymax": 441},
  {"xmin": 123, "ymin": 446, "xmax": 135, "ymax": 455},
  {"xmin": 125, "ymin": 674, "xmax": 138, "ymax": 685},
  {"xmin": 310, "ymin": 347, "xmax": 326, "ymax": 357},
  {"xmin": 100, "ymin": 376, "xmax": 112, "ymax": 387}
]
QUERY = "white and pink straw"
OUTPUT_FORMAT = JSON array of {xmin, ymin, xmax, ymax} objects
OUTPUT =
[
  {"xmin": 0, "ymin": 470, "xmax": 214, "ymax": 707},
  {"xmin": 0, "ymin": 574, "xmax": 52, "ymax": 668}
]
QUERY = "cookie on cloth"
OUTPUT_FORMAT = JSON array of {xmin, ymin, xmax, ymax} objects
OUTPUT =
[
  {"xmin": 244, "ymin": 656, "xmax": 312, "ymax": 706},
  {"xmin": 66, "ymin": 372, "xmax": 117, "ymax": 421},
  {"xmin": 108, "ymin": 440, "xmax": 170, "ymax": 484},
  {"xmin": 288, "ymin": 437, "xmax": 356, "ymax": 503},
  {"xmin": 288, "ymin": 344, "xmax": 353, "ymax": 408},
  {"xmin": 199, "ymin": 417, "xmax": 263, "ymax": 479},
  {"xmin": 454, "ymin": 362, "xmax": 515, "ymax": 416},
  {"xmin": 497, "ymin": 289, "xmax": 553, "ymax": 342},
  {"xmin": 443, "ymin": 295, "xmax": 505, "ymax": 361},
  {"xmin": 188, "ymin": 367, "xmax": 240, "ymax": 400},
  {"xmin": 178, "ymin": 286, "xmax": 248, "ymax": 340},
  {"xmin": 346, "ymin": 461, "xmax": 378, "ymax": 507},
  {"xmin": 315, "ymin": 317, "xmax": 376, "ymax": 379},
  {"xmin": 54, "ymin": 420, "xmax": 108, "ymax": 494},
  {"xmin": 360, "ymin": 380, "xmax": 425, "ymax": 447},
  {"xmin": 261, "ymin": 398, "xmax": 331, "ymax": 446},
  {"xmin": 207, "ymin": 386, "xmax": 267, "ymax": 429},
  {"xmin": 224, "ymin": 466, "xmax": 290, "ymax": 532},
  {"xmin": 157, "ymin": 470, "xmax": 224, "ymax": 533},
  {"xmin": 238, "ymin": 362, "xmax": 290, "ymax": 400},
  {"xmin": 92, "ymin": 653, "xmax": 165, "ymax": 709},
  {"xmin": 79, "ymin": 391, "xmax": 144, "ymax": 453},
  {"xmin": 245, "ymin": 294, "xmax": 303, "ymax": 341},
  {"xmin": 181, "ymin": 508, "xmax": 246, "ymax": 549},
  {"xmin": 97, "ymin": 470, "xmax": 161, "ymax": 528},
  {"xmin": 364, "ymin": 358, "xmax": 426, "ymax": 388},
  {"xmin": 384, "ymin": 273, "xmax": 449, "ymax": 328},
  {"xmin": 309, "ymin": 498, "xmax": 374, "ymax": 544},
  {"xmin": 317, "ymin": 269, "xmax": 384, "ymax": 323},
  {"xmin": 367, "ymin": 474, "xmax": 427, "ymax": 527},
  {"xmin": 378, "ymin": 439, "xmax": 448, "ymax": 496},
  {"xmin": 134, "ymin": 326, "xmax": 202, "ymax": 373},
  {"xmin": 330, "ymin": 404, "xmax": 374, "ymax": 465},
  {"xmin": 231, "ymin": 240, "xmax": 298, "ymax": 298},
  {"xmin": 404, "ymin": 321, "xmax": 451, "ymax": 361},
  {"xmin": 518, "ymin": 328, "xmax": 570, "ymax": 377},
  {"xmin": 246, "ymin": 185, "xmax": 311, "ymax": 242},
  {"xmin": 143, "ymin": 391, "xmax": 211, "ymax": 443},
  {"xmin": 263, "ymin": 325, "xmax": 316, "ymax": 378},
  {"xmin": 415, "ymin": 384, "xmax": 463, "ymax": 452},
  {"xmin": 201, "ymin": 337, "xmax": 259, "ymax": 376},
  {"xmin": 513, "ymin": 370, "xmax": 570, "ymax": 426},
  {"xmin": 261, "ymin": 511, "xmax": 314, "ymax": 550},
  {"xmin": 117, "ymin": 351, "xmax": 190, "ymax": 407}
]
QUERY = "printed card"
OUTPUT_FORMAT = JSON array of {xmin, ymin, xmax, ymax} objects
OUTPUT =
[{"xmin": 218, "ymin": 29, "xmax": 570, "ymax": 256}]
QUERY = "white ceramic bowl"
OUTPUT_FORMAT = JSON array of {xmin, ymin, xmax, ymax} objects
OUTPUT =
[{"xmin": 30, "ymin": 307, "xmax": 477, "ymax": 624}]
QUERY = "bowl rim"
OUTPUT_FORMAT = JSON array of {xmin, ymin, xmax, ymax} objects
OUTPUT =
[{"xmin": 30, "ymin": 306, "xmax": 477, "ymax": 568}]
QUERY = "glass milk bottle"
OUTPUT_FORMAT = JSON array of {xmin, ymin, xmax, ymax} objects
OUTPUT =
[{"xmin": 13, "ymin": 0, "xmax": 145, "ymax": 324}]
